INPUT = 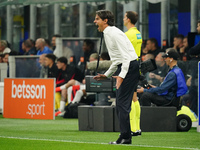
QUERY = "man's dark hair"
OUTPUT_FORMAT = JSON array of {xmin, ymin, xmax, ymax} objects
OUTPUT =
[
  {"xmin": 96, "ymin": 10, "xmax": 114, "ymax": 26},
  {"xmin": 52, "ymin": 34, "xmax": 62, "ymax": 38},
  {"xmin": 28, "ymin": 39, "xmax": 35, "ymax": 47},
  {"xmin": 45, "ymin": 39, "xmax": 51, "ymax": 46},
  {"xmin": 57, "ymin": 57, "xmax": 68, "ymax": 65},
  {"xmin": 174, "ymin": 34, "xmax": 184, "ymax": 40},
  {"xmin": 198, "ymin": 20, "xmax": 200, "ymax": 24},
  {"xmin": 45, "ymin": 54, "xmax": 57, "ymax": 62},
  {"xmin": 148, "ymin": 38, "xmax": 158, "ymax": 48},
  {"xmin": 126, "ymin": 11, "xmax": 138, "ymax": 25},
  {"xmin": 24, "ymin": 39, "xmax": 33, "ymax": 48},
  {"xmin": 83, "ymin": 39, "xmax": 95, "ymax": 50}
]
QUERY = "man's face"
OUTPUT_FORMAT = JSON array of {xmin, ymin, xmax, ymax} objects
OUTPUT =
[
  {"xmin": 35, "ymin": 40, "xmax": 41, "ymax": 50},
  {"xmin": 39, "ymin": 55, "xmax": 46, "ymax": 66},
  {"xmin": 56, "ymin": 61, "xmax": 65, "ymax": 70},
  {"xmin": 155, "ymin": 54, "xmax": 164, "ymax": 66},
  {"xmin": 173, "ymin": 37, "xmax": 182, "ymax": 48},
  {"xmin": 51, "ymin": 37, "xmax": 56, "ymax": 47},
  {"xmin": 82, "ymin": 42, "xmax": 89, "ymax": 52},
  {"xmin": 197, "ymin": 23, "xmax": 200, "ymax": 34},
  {"xmin": 183, "ymin": 38, "xmax": 188, "ymax": 48},
  {"xmin": 123, "ymin": 13, "xmax": 129, "ymax": 26},
  {"xmin": 94, "ymin": 14, "xmax": 106, "ymax": 32},
  {"xmin": 45, "ymin": 57, "xmax": 51, "ymax": 67},
  {"xmin": 146, "ymin": 40, "xmax": 153, "ymax": 50}
]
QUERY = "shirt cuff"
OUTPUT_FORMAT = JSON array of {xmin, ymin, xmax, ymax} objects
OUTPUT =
[{"xmin": 118, "ymin": 72, "xmax": 126, "ymax": 79}]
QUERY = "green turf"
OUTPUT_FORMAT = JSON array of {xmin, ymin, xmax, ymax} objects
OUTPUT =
[{"xmin": 0, "ymin": 115, "xmax": 199, "ymax": 150}]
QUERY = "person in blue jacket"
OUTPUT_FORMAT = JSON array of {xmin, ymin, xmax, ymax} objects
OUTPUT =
[
  {"xmin": 35, "ymin": 38, "xmax": 53, "ymax": 55},
  {"xmin": 137, "ymin": 48, "xmax": 188, "ymax": 106}
]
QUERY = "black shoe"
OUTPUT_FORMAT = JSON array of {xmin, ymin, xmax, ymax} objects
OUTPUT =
[
  {"xmin": 109, "ymin": 137, "xmax": 132, "ymax": 144},
  {"xmin": 131, "ymin": 130, "xmax": 142, "ymax": 136}
]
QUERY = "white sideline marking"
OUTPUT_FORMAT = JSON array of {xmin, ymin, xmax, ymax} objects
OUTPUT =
[{"xmin": 0, "ymin": 136, "xmax": 199, "ymax": 150}]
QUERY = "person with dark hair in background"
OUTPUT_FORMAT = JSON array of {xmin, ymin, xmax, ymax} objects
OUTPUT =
[
  {"xmin": 22, "ymin": 39, "xmax": 37, "ymax": 55},
  {"xmin": 55, "ymin": 57, "xmax": 84, "ymax": 117},
  {"xmin": 51, "ymin": 34, "xmax": 61, "ymax": 51},
  {"xmin": 82, "ymin": 39, "xmax": 96, "ymax": 64},
  {"xmin": 123, "ymin": 11, "xmax": 142, "ymax": 136},
  {"xmin": 173, "ymin": 34, "xmax": 184, "ymax": 52},
  {"xmin": 146, "ymin": 38, "xmax": 161, "ymax": 58},
  {"xmin": 93, "ymin": 10, "xmax": 139, "ymax": 144},
  {"xmin": 44, "ymin": 54, "xmax": 58, "ymax": 78},
  {"xmin": 179, "ymin": 36, "xmax": 191, "ymax": 61}
]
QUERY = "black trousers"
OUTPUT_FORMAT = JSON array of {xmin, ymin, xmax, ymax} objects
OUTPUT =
[
  {"xmin": 140, "ymin": 92, "xmax": 171, "ymax": 106},
  {"xmin": 115, "ymin": 60, "xmax": 139, "ymax": 139}
]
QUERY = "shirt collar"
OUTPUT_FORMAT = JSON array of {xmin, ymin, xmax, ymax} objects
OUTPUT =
[{"xmin": 103, "ymin": 26, "xmax": 111, "ymax": 34}]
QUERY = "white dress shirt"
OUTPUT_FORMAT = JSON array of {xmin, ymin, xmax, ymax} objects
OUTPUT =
[{"xmin": 103, "ymin": 26, "xmax": 138, "ymax": 78}]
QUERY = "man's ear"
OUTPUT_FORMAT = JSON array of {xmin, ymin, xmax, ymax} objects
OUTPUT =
[{"xmin": 104, "ymin": 18, "xmax": 108, "ymax": 24}]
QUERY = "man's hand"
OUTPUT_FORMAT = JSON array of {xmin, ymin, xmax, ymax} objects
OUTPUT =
[
  {"xmin": 112, "ymin": 76, "xmax": 123, "ymax": 89},
  {"xmin": 93, "ymin": 74, "xmax": 107, "ymax": 81},
  {"xmin": 137, "ymin": 87, "xmax": 144, "ymax": 93},
  {"xmin": 149, "ymin": 72, "xmax": 156, "ymax": 78}
]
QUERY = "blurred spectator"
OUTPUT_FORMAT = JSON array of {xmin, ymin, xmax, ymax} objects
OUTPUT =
[
  {"xmin": 35, "ymin": 38, "xmax": 53, "ymax": 55},
  {"xmin": 148, "ymin": 52, "xmax": 168, "ymax": 86},
  {"xmin": 55, "ymin": 56, "xmax": 84, "ymax": 116},
  {"xmin": 179, "ymin": 36, "xmax": 191, "ymax": 61},
  {"xmin": 55, "ymin": 54, "xmax": 97, "ymax": 116},
  {"xmin": 141, "ymin": 42, "xmax": 149, "ymax": 62},
  {"xmin": 44, "ymin": 54, "xmax": 58, "ymax": 78},
  {"xmin": 22, "ymin": 39, "xmax": 37, "ymax": 55},
  {"xmin": 52, "ymin": 34, "xmax": 74, "ymax": 64},
  {"xmin": 143, "ymin": 53, "xmax": 154, "ymax": 62},
  {"xmin": 146, "ymin": 38, "xmax": 161, "ymax": 58},
  {"xmin": 39, "ymin": 54, "xmax": 48, "ymax": 78},
  {"xmin": 68, "ymin": 53, "xmax": 98, "ymax": 104},
  {"xmin": 173, "ymin": 34, "xmax": 184, "ymax": 52},
  {"xmin": 82, "ymin": 39, "xmax": 96, "ymax": 65},
  {"xmin": 29, "ymin": 39, "xmax": 35, "ymax": 48},
  {"xmin": 0, "ymin": 40, "xmax": 11, "ymax": 54},
  {"xmin": 51, "ymin": 34, "xmax": 61, "ymax": 51}
]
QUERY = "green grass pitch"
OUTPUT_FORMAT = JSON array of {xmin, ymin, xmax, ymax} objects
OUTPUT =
[{"xmin": 0, "ymin": 115, "xmax": 199, "ymax": 150}]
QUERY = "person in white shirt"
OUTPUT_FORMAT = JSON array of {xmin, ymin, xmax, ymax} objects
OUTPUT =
[
  {"xmin": 0, "ymin": 40, "xmax": 11, "ymax": 54},
  {"xmin": 93, "ymin": 10, "xmax": 139, "ymax": 145}
]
